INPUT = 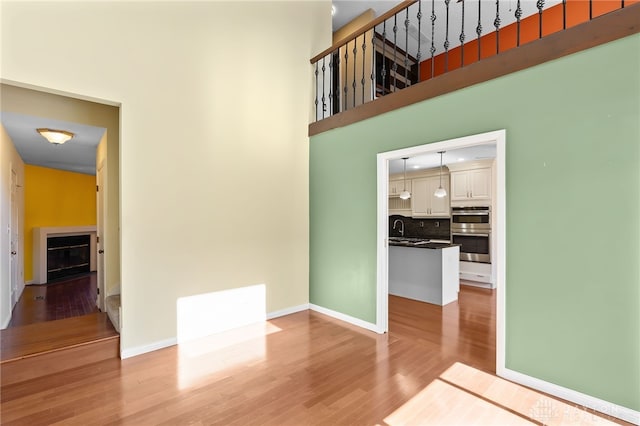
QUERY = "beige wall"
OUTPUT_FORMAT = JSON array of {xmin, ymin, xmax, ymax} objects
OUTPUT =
[
  {"xmin": 0, "ymin": 125, "xmax": 25, "ymax": 328},
  {"xmin": 1, "ymin": 1, "xmax": 331, "ymax": 353}
]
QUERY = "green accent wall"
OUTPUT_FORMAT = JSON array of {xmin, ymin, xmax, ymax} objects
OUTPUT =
[{"xmin": 310, "ymin": 34, "xmax": 640, "ymax": 411}]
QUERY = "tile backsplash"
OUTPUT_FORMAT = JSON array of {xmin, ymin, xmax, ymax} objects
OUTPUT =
[{"xmin": 389, "ymin": 215, "xmax": 451, "ymax": 240}]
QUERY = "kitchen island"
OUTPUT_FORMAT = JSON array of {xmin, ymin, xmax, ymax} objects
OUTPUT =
[{"xmin": 389, "ymin": 240, "xmax": 460, "ymax": 306}]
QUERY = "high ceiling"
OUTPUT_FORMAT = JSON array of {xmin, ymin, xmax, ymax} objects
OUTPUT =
[{"xmin": 1, "ymin": 112, "xmax": 105, "ymax": 175}]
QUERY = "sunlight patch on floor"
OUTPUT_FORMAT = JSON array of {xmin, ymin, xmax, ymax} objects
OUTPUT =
[
  {"xmin": 176, "ymin": 283, "xmax": 284, "ymax": 390},
  {"xmin": 177, "ymin": 321, "xmax": 281, "ymax": 390},
  {"xmin": 440, "ymin": 363, "xmax": 619, "ymax": 425},
  {"xmin": 383, "ymin": 362, "xmax": 619, "ymax": 425}
]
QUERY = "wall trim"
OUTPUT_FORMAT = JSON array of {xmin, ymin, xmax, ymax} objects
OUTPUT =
[
  {"xmin": 121, "ymin": 337, "xmax": 177, "ymax": 359},
  {"xmin": 309, "ymin": 303, "xmax": 383, "ymax": 334},
  {"xmin": 266, "ymin": 303, "xmax": 309, "ymax": 320},
  {"xmin": 498, "ymin": 367, "xmax": 640, "ymax": 425}
]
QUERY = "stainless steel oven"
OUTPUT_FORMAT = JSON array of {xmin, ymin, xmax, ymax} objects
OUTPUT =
[{"xmin": 451, "ymin": 206, "xmax": 491, "ymax": 263}]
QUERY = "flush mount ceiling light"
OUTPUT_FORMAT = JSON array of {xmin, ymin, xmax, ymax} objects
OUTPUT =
[
  {"xmin": 434, "ymin": 151, "xmax": 447, "ymax": 198},
  {"xmin": 399, "ymin": 157, "xmax": 411, "ymax": 200},
  {"xmin": 37, "ymin": 128, "xmax": 74, "ymax": 145}
]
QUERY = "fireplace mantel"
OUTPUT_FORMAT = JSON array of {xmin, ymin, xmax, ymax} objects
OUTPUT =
[{"xmin": 32, "ymin": 226, "xmax": 97, "ymax": 285}]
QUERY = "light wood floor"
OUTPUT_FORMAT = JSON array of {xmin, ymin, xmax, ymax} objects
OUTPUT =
[{"xmin": 0, "ymin": 287, "xmax": 628, "ymax": 425}]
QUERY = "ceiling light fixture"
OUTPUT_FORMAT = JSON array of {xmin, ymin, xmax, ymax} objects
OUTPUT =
[
  {"xmin": 37, "ymin": 128, "xmax": 74, "ymax": 145},
  {"xmin": 434, "ymin": 151, "xmax": 447, "ymax": 198},
  {"xmin": 400, "ymin": 157, "xmax": 411, "ymax": 200}
]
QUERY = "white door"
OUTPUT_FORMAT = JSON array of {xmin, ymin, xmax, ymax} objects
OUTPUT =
[
  {"xmin": 96, "ymin": 161, "xmax": 106, "ymax": 310},
  {"xmin": 10, "ymin": 169, "xmax": 19, "ymax": 307}
]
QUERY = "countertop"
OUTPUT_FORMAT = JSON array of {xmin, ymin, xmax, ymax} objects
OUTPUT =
[{"xmin": 389, "ymin": 237, "xmax": 460, "ymax": 250}]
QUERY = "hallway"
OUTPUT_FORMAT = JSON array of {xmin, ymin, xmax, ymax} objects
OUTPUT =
[{"xmin": 8, "ymin": 273, "xmax": 98, "ymax": 327}]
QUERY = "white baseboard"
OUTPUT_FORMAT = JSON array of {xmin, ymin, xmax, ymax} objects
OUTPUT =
[
  {"xmin": 499, "ymin": 367, "xmax": 640, "ymax": 425},
  {"xmin": 266, "ymin": 303, "xmax": 309, "ymax": 320},
  {"xmin": 1, "ymin": 314, "xmax": 10, "ymax": 330},
  {"xmin": 309, "ymin": 303, "xmax": 383, "ymax": 334},
  {"xmin": 25, "ymin": 280, "xmax": 33, "ymax": 285},
  {"xmin": 121, "ymin": 337, "xmax": 177, "ymax": 360},
  {"xmin": 121, "ymin": 304, "xmax": 310, "ymax": 359}
]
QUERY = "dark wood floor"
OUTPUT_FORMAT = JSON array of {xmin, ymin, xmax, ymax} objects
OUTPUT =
[
  {"xmin": 0, "ymin": 287, "xmax": 627, "ymax": 425},
  {"xmin": 8, "ymin": 273, "xmax": 98, "ymax": 327}
]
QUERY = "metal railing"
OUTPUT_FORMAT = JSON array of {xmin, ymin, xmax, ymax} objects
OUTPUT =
[{"xmin": 311, "ymin": 0, "xmax": 630, "ymax": 122}]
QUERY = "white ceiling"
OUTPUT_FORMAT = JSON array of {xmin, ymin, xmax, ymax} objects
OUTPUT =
[
  {"xmin": 1, "ymin": 112, "xmax": 105, "ymax": 175},
  {"xmin": 388, "ymin": 144, "xmax": 496, "ymax": 174}
]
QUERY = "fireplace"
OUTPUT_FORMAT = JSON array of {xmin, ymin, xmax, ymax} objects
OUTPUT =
[
  {"xmin": 32, "ymin": 226, "xmax": 97, "ymax": 285},
  {"xmin": 47, "ymin": 235, "xmax": 91, "ymax": 282}
]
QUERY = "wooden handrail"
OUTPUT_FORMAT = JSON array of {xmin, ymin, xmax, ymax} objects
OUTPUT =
[{"xmin": 310, "ymin": 0, "xmax": 418, "ymax": 64}]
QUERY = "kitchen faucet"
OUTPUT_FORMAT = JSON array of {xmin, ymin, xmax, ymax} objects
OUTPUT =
[{"xmin": 392, "ymin": 219, "xmax": 404, "ymax": 237}]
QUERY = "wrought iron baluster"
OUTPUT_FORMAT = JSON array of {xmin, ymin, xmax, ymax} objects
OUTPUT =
[
  {"xmin": 352, "ymin": 39, "xmax": 357, "ymax": 107},
  {"xmin": 382, "ymin": 21, "xmax": 387, "ymax": 95},
  {"xmin": 515, "ymin": 0, "xmax": 522, "ymax": 46},
  {"xmin": 562, "ymin": 0, "xmax": 566, "ymax": 29},
  {"xmin": 328, "ymin": 54, "xmax": 333, "ymax": 116},
  {"xmin": 622, "ymin": 0, "xmax": 625, "ymax": 7},
  {"xmin": 362, "ymin": 34, "xmax": 367, "ymax": 104},
  {"xmin": 344, "ymin": 44, "xmax": 348, "ymax": 111},
  {"xmin": 404, "ymin": 8, "xmax": 410, "ymax": 87},
  {"xmin": 537, "ymin": 0, "xmax": 544, "ymax": 39},
  {"xmin": 371, "ymin": 28, "xmax": 376, "ymax": 100},
  {"xmin": 430, "ymin": 0, "xmax": 436, "ymax": 79},
  {"xmin": 444, "ymin": 0, "xmax": 450, "ymax": 72},
  {"xmin": 321, "ymin": 57, "xmax": 326, "ymax": 119},
  {"xmin": 314, "ymin": 61, "xmax": 319, "ymax": 120},
  {"xmin": 460, "ymin": 0, "xmax": 465, "ymax": 67},
  {"xmin": 417, "ymin": 1, "xmax": 423, "ymax": 66},
  {"xmin": 393, "ymin": 14, "xmax": 398, "ymax": 92},
  {"xmin": 494, "ymin": 0, "xmax": 501, "ymax": 54},
  {"xmin": 589, "ymin": 0, "xmax": 593, "ymax": 20},
  {"xmin": 476, "ymin": 0, "xmax": 482, "ymax": 61},
  {"xmin": 334, "ymin": 53, "xmax": 340, "ymax": 112}
]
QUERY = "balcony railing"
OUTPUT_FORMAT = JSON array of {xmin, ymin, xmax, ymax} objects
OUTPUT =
[{"xmin": 310, "ymin": 0, "xmax": 639, "ymax": 131}]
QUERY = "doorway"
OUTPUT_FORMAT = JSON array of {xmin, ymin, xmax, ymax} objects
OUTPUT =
[
  {"xmin": 376, "ymin": 129, "xmax": 506, "ymax": 372},
  {"xmin": 1, "ymin": 82, "xmax": 120, "ymax": 333}
]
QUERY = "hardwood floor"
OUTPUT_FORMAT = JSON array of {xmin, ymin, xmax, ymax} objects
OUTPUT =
[
  {"xmin": 0, "ymin": 287, "xmax": 628, "ymax": 425},
  {"xmin": 8, "ymin": 273, "xmax": 98, "ymax": 327}
]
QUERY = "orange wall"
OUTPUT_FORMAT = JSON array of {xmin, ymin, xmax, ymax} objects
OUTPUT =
[
  {"xmin": 24, "ymin": 165, "xmax": 96, "ymax": 282},
  {"xmin": 420, "ymin": 0, "xmax": 638, "ymax": 80}
]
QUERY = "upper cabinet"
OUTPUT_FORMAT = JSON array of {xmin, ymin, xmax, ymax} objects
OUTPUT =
[
  {"xmin": 448, "ymin": 160, "xmax": 494, "ymax": 206},
  {"xmin": 389, "ymin": 179, "xmax": 411, "ymax": 198},
  {"xmin": 411, "ymin": 175, "xmax": 450, "ymax": 218}
]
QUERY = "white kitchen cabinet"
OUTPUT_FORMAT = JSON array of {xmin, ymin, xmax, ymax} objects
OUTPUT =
[
  {"xmin": 411, "ymin": 175, "xmax": 450, "ymax": 218},
  {"xmin": 389, "ymin": 179, "xmax": 411, "ymax": 197},
  {"xmin": 450, "ymin": 167, "xmax": 491, "ymax": 202}
]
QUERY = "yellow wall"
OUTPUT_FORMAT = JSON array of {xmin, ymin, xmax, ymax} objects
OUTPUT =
[
  {"xmin": 1, "ymin": 1, "xmax": 332, "ymax": 354},
  {"xmin": 24, "ymin": 165, "xmax": 96, "ymax": 282}
]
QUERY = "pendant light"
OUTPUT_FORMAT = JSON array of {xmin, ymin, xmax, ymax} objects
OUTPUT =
[
  {"xmin": 434, "ymin": 151, "xmax": 447, "ymax": 198},
  {"xmin": 399, "ymin": 157, "xmax": 411, "ymax": 200}
]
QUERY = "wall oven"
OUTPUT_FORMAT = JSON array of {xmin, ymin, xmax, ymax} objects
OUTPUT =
[{"xmin": 451, "ymin": 206, "xmax": 491, "ymax": 263}]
